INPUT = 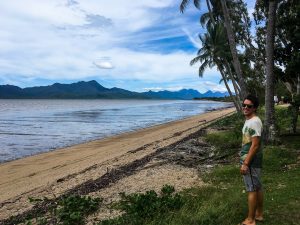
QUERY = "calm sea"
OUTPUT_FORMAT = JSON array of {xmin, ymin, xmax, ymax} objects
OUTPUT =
[{"xmin": 0, "ymin": 99, "xmax": 232, "ymax": 163}]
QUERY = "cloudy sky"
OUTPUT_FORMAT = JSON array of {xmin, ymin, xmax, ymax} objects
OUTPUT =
[{"xmin": 0, "ymin": 0, "xmax": 255, "ymax": 93}]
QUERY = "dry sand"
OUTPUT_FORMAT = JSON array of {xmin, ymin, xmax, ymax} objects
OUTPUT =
[{"xmin": 0, "ymin": 107, "xmax": 235, "ymax": 222}]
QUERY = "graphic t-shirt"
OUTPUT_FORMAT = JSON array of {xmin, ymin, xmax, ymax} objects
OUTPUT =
[{"xmin": 240, "ymin": 116, "xmax": 263, "ymax": 168}]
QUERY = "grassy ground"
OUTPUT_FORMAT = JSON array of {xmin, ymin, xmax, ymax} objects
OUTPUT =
[
  {"xmin": 11, "ymin": 107, "xmax": 300, "ymax": 225},
  {"xmin": 97, "ymin": 107, "xmax": 300, "ymax": 225},
  {"xmin": 148, "ymin": 141, "xmax": 299, "ymax": 225},
  {"xmin": 142, "ymin": 108, "xmax": 300, "ymax": 225}
]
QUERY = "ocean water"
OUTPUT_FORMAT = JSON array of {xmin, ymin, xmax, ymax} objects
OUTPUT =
[{"xmin": 0, "ymin": 99, "xmax": 232, "ymax": 163}]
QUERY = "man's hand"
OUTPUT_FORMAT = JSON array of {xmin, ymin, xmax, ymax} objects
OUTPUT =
[
  {"xmin": 240, "ymin": 164, "xmax": 249, "ymax": 175},
  {"xmin": 240, "ymin": 136, "xmax": 260, "ymax": 175}
]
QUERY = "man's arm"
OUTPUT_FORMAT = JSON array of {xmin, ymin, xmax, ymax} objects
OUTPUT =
[{"xmin": 240, "ymin": 136, "xmax": 260, "ymax": 175}]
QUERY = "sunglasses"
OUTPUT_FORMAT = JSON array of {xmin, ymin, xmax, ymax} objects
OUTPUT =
[{"xmin": 242, "ymin": 103, "xmax": 254, "ymax": 109}]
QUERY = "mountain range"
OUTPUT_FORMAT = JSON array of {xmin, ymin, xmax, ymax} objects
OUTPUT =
[{"xmin": 0, "ymin": 80, "xmax": 229, "ymax": 100}]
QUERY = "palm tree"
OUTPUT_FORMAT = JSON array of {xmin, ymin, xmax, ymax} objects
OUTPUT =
[
  {"xmin": 264, "ymin": 0, "xmax": 278, "ymax": 143},
  {"xmin": 190, "ymin": 24, "xmax": 242, "ymax": 111},
  {"xmin": 219, "ymin": 0, "xmax": 248, "ymax": 98},
  {"xmin": 224, "ymin": 59, "xmax": 242, "ymax": 102},
  {"xmin": 180, "ymin": 0, "xmax": 248, "ymax": 98}
]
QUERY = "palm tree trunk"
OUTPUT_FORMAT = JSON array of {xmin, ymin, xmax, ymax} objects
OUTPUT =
[
  {"xmin": 233, "ymin": 80, "xmax": 242, "ymax": 99},
  {"xmin": 217, "ymin": 62, "xmax": 241, "ymax": 112},
  {"xmin": 291, "ymin": 76, "xmax": 300, "ymax": 133},
  {"xmin": 297, "ymin": 75, "xmax": 300, "ymax": 95},
  {"xmin": 229, "ymin": 70, "xmax": 242, "ymax": 98},
  {"xmin": 291, "ymin": 105, "xmax": 298, "ymax": 133},
  {"xmin": 220, "ymin": 0, "xmax": 248, "ymax": 98},
  {"xmin": 224, "ymin": 59, "xmax": 242, "ymax": 103},
  {"xmin": 264, "ymin": 0, "xmax": 278, "ymax": 143}
]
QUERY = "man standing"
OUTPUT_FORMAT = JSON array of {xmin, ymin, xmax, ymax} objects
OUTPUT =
[{"xmin": 240, "ymin": 95, "xmax": 264, "ymax": 225}]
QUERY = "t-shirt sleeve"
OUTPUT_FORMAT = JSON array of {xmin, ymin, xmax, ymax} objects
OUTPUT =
[{"xmin": 248, "ymin": 120, "xmax": 262, "ymax": 137}]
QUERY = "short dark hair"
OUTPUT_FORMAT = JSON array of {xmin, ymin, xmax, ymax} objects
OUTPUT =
[{"xmin": 243, "ymin": 94, "xmax": 259, "ymax": 108}]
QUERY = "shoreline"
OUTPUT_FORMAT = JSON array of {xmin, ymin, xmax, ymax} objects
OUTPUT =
[
  {"xmin": 0, "ymin": 106, "xmax": 232, "ymax": 166},
  {"xmin": 0, "ymin": 102, "xmax": 232, "ymax": 165},
  {"xmin": 0, "ymin": 107, "xmax": 235, "ymax": 221}
]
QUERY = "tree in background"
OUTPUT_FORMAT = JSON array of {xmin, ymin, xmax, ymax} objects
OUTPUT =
[
  {"xmin": 190, "ymin": 23, "xmax": 242, "ymax": 112},
  {"xmin": 219, "ymin": 0, "xmax": 248, "ymax": 98},
  {"xmin": 263, "ymin": 0, "xmax": 278, "ymax": 143},
  {"xmin": 275, "ymin": 0, "xmax": 300, "ymax": 133},
  {"xmin": 180, "ymin": 0, "xmax": 252, "ymax": 108},
  {"xmin": 255, "ymin": 0, "xmax": 299, "ymax": 135},
  {"xmin": 181, "ymin": 0, "xmax": 298, "ymax": 137}
]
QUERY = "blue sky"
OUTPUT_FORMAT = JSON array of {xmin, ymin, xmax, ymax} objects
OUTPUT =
[{"xmin": 0, "ymin": 0, "xmax": 255, "ymax": 93}]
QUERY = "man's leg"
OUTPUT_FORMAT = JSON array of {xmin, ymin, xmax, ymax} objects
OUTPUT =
[
  {"xmin": 255, "ymin": 190, "xmax": 264, "ymax": 220},
  {"xmin": 242, "ymin": 167, "xmax": 263, "ymax": 224},
  {"xmin": 241, "ymin": 192, "xmax": 257, "ymax": 224},
  {"xmin": 247, "ymin": 191, "xmax": 257, "ymax": 222}
]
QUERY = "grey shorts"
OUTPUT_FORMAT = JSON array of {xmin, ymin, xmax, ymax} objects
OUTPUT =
[{"xmin": 243, "ymin": 167, "xmax": 262, "ymax": 192}]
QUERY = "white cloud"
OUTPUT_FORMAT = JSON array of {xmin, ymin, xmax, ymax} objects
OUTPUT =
[
  {"xmin": 90, "ymin": 48, "xmax": 221, "ymax": 82},
  {"xmin": 0, "ymin": 1, "xmax": 86, "ymax": 26},
  {"xmin": 201, "ymin": 81, "xmax": 228, "ymax": 92},
  {"xmin": 182, "ymin": 28, "xmax": 202, "ymax": 49},
  {"xmin": 93, "ymin": 61, "xmax": 114, "ymax": 69},
  {"xmin": 0, "ymin": 0, "xmax": 226, "ymax": 91}
]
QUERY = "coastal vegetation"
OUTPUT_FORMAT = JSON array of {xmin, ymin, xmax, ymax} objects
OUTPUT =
[
  {"xmin": 180, "ymin": 0, "xmax": 300, "ymax": 144},
  {"xmin": 98, "ymin": 107, "xmax": 299, "ymax": 225},
  {"xmin": 7, "ymin": 106, "xmax": 299, "ymax": 225},
  {"xmin": 193, "ymin": 96, "xmax": 233, "ymax": 102}
]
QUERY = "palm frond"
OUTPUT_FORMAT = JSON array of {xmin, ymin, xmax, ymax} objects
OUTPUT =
[
  {"xmin": 190, "ymin": 56, "xmax": 202, "ymax": 66},
  {"xmin": 208, "ymin": 60, "xmax": 215, "ymax": 68},
  {"xmin": 200, "ymin": 12, "xmax": 210, "ymax": 27},
  {"xmin": 197, "ymin": 48, "xmax": 203, "ymax": 55},
  {"xmin": 180, "ymin": 0, "xmax": 190, "ymax": 13},
  {"xmin": 194, "ymin": 0, "xmax": 201, "ymax": 9},
  {"xmin": 180, "ymin": 0, "xmax": 200, "ymax": 13},
  {"xmin": 198, "ymin": 62, "xmax": 209, "ymax": 77}
]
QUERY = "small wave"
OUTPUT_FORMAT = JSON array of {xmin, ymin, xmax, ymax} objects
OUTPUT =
[{"xmin": 0, "ymin": 132, "xmax": 61, "ymax": 136}]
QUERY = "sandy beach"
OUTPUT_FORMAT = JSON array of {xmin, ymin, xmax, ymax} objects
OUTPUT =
[{"xmin": 0, "ymin": 107, "xmax": 235, "ymax": 223}]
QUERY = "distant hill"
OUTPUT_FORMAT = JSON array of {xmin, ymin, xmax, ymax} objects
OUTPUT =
[
  {"xmin": 142, "ymin": 89, "xmax": 229, "ymax": 100},
  {"xmin": 0, "ymin": 80, "xmax": 229, "ymax": 99},
  {"xmin": 0, "ymin": 80, "xmax": 147, "ymax": 99}
]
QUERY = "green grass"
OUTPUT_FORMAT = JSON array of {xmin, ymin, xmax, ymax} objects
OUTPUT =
[
  {"xmin": 97, "ymin": 107, "xmax": 300, "ymax": 225},
  {"xmin": 209, "ymin": 112, "xmax": 244, "ymax": 130},
  {"xmin": 140, "ymin": 146, "xmax": 300, "ymax": 225},
  {"xmin": 275, "ymin": 107, "xmax": 292, "ymax": 131},
  {"xmin": 140, "ymin": 108, "xmax": 300, "ymax": 225},
  {"xmin": 19, "ymin": 107, "xmax": 299, "ymax": 225},
  {"xmin": 205, "ymin": 113, "xmax": 243, "ymax": 157},
  {"xmin": 205, "ymin": 130, "xmax": 241, "ymax": 153},
  {"xmin": 280, "ymin": 134, "xmax": 300, "ymax": 149}
]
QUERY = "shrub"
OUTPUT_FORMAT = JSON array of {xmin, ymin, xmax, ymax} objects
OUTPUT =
[
  {"xmin": 99, "ymin": 185, "xmax": 184, "ymax": 225},
  {"xmin": 57, "ymin": 195, "xmax": 102, "ymax": 225},
  {"xmin": 25, "ymin": 195, "xmax": 102, "ymax": 225}
]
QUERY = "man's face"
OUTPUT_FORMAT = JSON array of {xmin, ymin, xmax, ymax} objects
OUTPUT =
[{"xmin": 242, "ymin": 99, "xmax": 256, "ymax": 117}]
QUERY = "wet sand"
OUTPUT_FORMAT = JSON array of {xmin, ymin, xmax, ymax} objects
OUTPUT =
[{"xmin": 0, "ymin": 107, "xmax": 235, "ymax": 222}]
